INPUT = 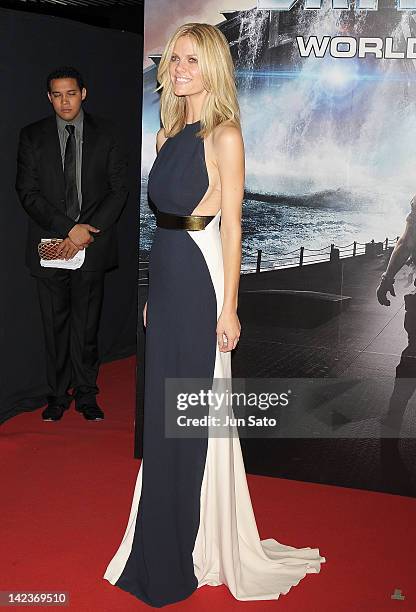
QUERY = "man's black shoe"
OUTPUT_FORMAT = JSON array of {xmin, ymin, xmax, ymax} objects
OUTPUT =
[
  {"xmin": 76, "ymin": 405, "xmax": 104, "ymax": 420},
  {"xmin": 42, "ymin": 404, "xmax": 67, "ymax": 421}
]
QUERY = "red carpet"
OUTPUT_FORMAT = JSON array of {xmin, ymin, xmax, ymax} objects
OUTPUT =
[{"xmin": 2, "ymin": 355, "xmax": 416, "ymax": 611}]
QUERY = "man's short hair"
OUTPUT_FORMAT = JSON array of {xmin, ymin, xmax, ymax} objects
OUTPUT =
[{"xmin": 46, "ymin": 66, "xmax": 85, "ymax": 92}]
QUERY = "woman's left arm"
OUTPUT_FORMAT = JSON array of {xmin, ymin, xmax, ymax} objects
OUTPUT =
[{"xmin": 215, "ymin": 124, "xmax": 245, "ymax": 353}]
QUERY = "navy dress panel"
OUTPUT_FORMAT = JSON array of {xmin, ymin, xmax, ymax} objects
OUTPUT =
[
  {"xmin": 114, "ymin": 121, "xmax": 217, "ymax": 607},
  {"xmin": 148, "ymin": 121, "xmax": 209, "ymax": 216}
]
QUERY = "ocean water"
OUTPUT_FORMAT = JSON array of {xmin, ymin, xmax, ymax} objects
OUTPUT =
[{"xmin": 140, "ymin": 180, "xmax": 405, "ymax": 274}]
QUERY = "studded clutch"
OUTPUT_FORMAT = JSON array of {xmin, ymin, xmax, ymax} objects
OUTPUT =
[
  {"xmin": 37, "ymin": 238, "xmax": 65, "ymax": 260},
  {"xmin": 37, "ymin": 238, "xmax": 85, "ymax": 269}
]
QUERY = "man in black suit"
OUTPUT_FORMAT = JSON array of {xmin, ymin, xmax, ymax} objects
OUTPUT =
[{"xmin": 16, "ymin": 66, "xmax": 128, "ymax": 421}]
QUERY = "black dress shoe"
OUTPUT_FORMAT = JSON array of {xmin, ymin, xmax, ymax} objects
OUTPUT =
[
  {"xmin": 42, "ymin": 404, "xmax": 66, "ymax": 421},
  {"xmin": 76, "ymin": 404, "xmax": 104, "ymax": 420}
]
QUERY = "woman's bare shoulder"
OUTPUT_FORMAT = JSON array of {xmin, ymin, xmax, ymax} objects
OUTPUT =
[
  {"xmin": 213, "ymin": 119, "xmax": 240, "ymax": 135},
  {"xmin": 211, "ymin": 120, "xmax": 243, "ymax": 158}
]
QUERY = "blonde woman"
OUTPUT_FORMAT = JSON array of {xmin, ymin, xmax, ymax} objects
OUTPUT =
[{"xmin": 104, "ymin": 23, "xmax": 325, "ymax": 607}]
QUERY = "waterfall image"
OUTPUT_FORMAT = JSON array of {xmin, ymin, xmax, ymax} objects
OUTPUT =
[{"xmin": 141, "ymin": 3, "xmax": 415, "ymax": 271}]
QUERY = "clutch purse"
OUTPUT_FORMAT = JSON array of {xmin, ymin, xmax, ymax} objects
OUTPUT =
[
  {"xmin": 38, "ymin": 238, "xmax": 85, "ymax": 270},
  {"xmin": 38, "ymin": 238, "xmax": 64, "ymax": 260}
]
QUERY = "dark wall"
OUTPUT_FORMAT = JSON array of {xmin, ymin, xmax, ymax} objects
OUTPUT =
[{"xmin": 0, "ymin": 7, "xmax": 142, "ymax": 422}]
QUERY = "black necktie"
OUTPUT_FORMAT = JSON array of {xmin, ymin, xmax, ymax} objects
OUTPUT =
[{"xmin": 64, "ymin": 124, "xmax": 80, "ymax": 220}]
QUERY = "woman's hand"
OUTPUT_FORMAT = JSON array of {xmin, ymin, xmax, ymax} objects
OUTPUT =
[
  {"xmin": 216, "ymin": 309, "xmax": 241, "ymax": 352},
  {"xmin": 143, "ymin": 301, "xmax": 147, "ymax": 327}
]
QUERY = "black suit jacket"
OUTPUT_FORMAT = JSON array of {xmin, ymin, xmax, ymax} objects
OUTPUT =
[{"xmin": 15, "ymin": 111, "xmax": 128, "ymax": 276}]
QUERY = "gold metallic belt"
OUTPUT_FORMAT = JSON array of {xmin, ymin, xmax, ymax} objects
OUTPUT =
[{"xmin": 156, "ymin": 209, "xmax": 214, "ymax": 231}]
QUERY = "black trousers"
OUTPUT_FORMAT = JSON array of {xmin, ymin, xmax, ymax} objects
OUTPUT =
[{"xmin": 35, "ymin": 268, "xmax": 105, "ymax": 409}]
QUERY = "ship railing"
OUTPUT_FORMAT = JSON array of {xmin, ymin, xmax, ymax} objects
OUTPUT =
[
  {"xmin": 245, "ymin": 235, "xmax": 400, "ymax": 273},
  {"xmin": 138, "ymin": 236, "xmax": 400, "ymax": 281},
  {"xmin": 138, "ymin": 259, "xmax": 149, "ymax": 286}
]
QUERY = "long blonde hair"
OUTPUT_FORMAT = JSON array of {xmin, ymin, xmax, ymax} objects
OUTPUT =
[{"xmin": 154, "ymin": 23, "xmax": 241, "ymax": 139}]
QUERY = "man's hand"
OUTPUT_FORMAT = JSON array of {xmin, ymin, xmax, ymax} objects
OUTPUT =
[
  {"xmin": 55, "ymin": 237, "xmax": 81, "ymax": 260},
  {"xmin": 377, "ymin": 275, "xmax": 396, "ymax": 306},
  {"xmin": 68, "ymin": 223, "xmax": 100, "ymax": 248}
]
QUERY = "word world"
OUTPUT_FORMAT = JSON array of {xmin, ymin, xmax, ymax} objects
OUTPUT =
[{"xmin": 297, "ymin": 36, "xmax": 416, "ymax": 58}]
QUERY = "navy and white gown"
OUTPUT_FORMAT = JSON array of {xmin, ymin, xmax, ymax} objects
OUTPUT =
[{"xmin": 103, "ymin": 120, "xmax": 326, "ymax": 607}]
